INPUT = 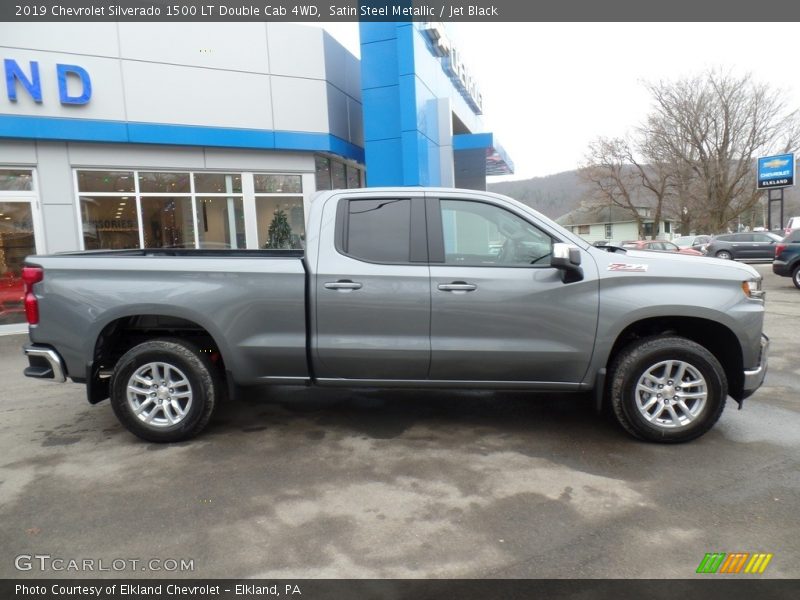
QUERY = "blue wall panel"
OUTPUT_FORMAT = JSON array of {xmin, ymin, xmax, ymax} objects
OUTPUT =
[
  {"xmin": 360, "ymin": 21, "xmax": 497, "ymax": 188},
  {"xmin": 0, "ymin": 114, "xmax": 364, "ymax": 162}
]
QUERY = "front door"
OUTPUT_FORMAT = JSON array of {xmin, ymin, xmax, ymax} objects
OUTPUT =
[
  {"xmin": 751, "ymin": 233, "xmax": 778, "ymax": 259},
  {"xmin": 428, "ymin": 197, "xmax": 599, "ymax": 384},
  {"xmin": 313, "ymin": 192, "xmax": 431, "ymax": 380}
]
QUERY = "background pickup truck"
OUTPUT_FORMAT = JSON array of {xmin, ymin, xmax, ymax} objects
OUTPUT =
[{"xmin": 22, "ymin": 188, "xmax": 769, "ymax": 443}]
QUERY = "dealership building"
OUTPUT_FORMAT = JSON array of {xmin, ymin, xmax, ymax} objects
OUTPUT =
[{"xmin": 0, "ymin": 21, "xmax": 512, "ymax": 330}]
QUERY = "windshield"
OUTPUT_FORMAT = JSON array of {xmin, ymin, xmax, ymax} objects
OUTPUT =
[{"xmin": 673, "ymin": 236, "xmax": 694, "ymax": 248}]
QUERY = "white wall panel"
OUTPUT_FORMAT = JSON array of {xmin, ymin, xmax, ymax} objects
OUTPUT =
[
  {"xmin": 0, "ymin": 23, "xmax": 119, "ymax": 57},
  {"xmin": 67, "ymin": 143, "xmax": 205, "ymax": 169},
  {"xmin": 271, "ymin": 76, "xmax": 328, "ymax": 133},
  {"xmin": 122, "ymin": 61, "xmax": 272, "ymax": 129},
  {"xmin": 0, "ymin": 140, "xmax": 36, "ymax": 164},
  {"xmin": 119, "ymin": 23, "xmax": 269, "ymax": 73},
  {"xmin": 267, "ymin": 24, "xmax": 325, "ymax": 80},
  {"xmin": 203, "ymin": 148, "xmax": 313, "ymax": 172}
]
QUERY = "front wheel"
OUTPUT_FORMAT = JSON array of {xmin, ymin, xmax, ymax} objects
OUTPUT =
[
  {"xmin": 608, "ymin": 336, "xmax": 727, "ymax": 443},
  {"xmin": 715, "ymin": 250, "xmax": 733, "ymax": 260},
  {"xmin": 792, "ymin": 265, "xmax": 800, "ymax": 289},
  {"xmin": 110, "ymin": 339, "xmax": 221, "ymax": 442}
]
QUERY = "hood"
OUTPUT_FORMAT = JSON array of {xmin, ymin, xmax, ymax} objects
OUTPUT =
[{"xmin": 590, "ymin": 247, "xmax": 761, "ymax": 280}]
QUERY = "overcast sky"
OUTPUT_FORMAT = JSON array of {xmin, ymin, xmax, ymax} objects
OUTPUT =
[{"xmin": 310, "ymin": 22, "xmax": 800, "ymax": 182}]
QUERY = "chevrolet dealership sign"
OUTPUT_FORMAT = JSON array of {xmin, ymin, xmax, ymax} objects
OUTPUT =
[{"xmin": 757, "ymin": 153, "xmax": 795, "ymax": 189}]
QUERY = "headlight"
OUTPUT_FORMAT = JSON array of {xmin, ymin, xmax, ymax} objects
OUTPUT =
[{"xmin": 742, "ymin": 279, "xmax": 765, "ymax": 299}]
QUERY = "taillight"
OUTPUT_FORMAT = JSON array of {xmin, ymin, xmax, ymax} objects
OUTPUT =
[
  {"xmin": 775, "ymin": 243, "xmax": 787, "ymax": 257},
  {"xmin": 22, "ymin": 266, "xmax": 43, "ymax": 325}
]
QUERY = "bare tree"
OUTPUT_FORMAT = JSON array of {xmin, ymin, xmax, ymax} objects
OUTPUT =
[
  {"xmin": 642, "ymin": 70, "xmax": 800, "ymax": 232},
  {"xmin": 580, "ymin": 137, "xmax": 645, "ymax": 237},
  {"xmin": 580, "ymin": 136, "xmax": 674, "ymax": 239}
]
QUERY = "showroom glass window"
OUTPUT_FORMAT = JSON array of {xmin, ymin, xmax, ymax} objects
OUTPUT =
[
  {"xmin": 194, "ymin": 173, "xmax": 244, "ymax": 249},
  {"xmin": 138, "ymin": 172, "xmax": 194, "ymax": 248},
  {"xmin": 0, "ymin": 169, "xmax": 38, "ymax": 326},
  {"xmin": 254, "ymin": 174, "xmax": 305, "ymax": 249},
  {"xmin": 77, "ymin": 170, "xmax": 140, "ymax": 250},
  {"xmin": 314, "ymin": 155, "xmax": 364, "ymax": 191}
]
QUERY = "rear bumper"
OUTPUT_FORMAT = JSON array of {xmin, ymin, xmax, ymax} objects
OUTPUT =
[
  {"xmin": 772, "ymin": 260, "xmax": 792, "ymax": 276},
  {"xmin": 24, "ymin": 345, "xmax": 67, "ymax": 383},
  {"xmin": 742, "ymin": 334, "xmax": 769, "ymax": 400}
]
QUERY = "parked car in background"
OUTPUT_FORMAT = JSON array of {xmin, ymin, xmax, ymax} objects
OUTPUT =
[
  {"xmin": 673, "ymin": 235, "xmax": 711, "ymax": 250},
  {"xmin": 620, "ymin": 240, "xmax": 703, "ymax": 256},
  {"xmin": 773, "ymin": 229, "xmax": 800, "ymax": 288},
  {"xmin": 785, "ymin": 216, "xmax": 800, "ymax": 235},
  {"xmin": 702, "ymin": 232, "xmax": 782, "ymax": 260}
]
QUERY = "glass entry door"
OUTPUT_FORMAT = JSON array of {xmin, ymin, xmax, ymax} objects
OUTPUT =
[{"xmin": 0, "ymin": 169, "xmax": 41, "ymax": 330}]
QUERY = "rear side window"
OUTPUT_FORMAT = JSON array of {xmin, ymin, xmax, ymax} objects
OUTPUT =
[{"xmin": 344, "ymin": 199, "xmax": 411, "ymax": 263}]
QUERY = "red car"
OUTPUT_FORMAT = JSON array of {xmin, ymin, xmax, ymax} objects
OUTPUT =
[{"xmin": 620, "ymin": 240, "xmax": 703, "ymax": 256}]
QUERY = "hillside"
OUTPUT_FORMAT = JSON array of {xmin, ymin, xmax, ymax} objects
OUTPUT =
[
  {"xmin": 488, "ymin": 170, "xmax": 589, "ymax": 219},
  {"xmin": 489, "ymin": 170, "xmax": 800, "ymax": 227}
]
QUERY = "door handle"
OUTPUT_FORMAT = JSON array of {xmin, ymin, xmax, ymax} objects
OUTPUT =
[
  {"xmin": 437, "ymin": 282, "xmax": 477, "ymax": 292},
  {"xmin": 324, "ymin": 280, "xmax": 363, "ymax": 290}
]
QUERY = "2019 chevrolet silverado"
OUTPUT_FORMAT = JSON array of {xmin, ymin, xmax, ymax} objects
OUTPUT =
[{"xmin": 22, "ymin": 188, "xmax": 769, "ymax": 443}]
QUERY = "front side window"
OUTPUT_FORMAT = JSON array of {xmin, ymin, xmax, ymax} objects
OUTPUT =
[
  {"xmin": 440, "ymin": 200, "xmax": 553, "ymax": 266},
  {"xmin": 344, "ymin": 199, "xmax": 411, "ymax": 263}
]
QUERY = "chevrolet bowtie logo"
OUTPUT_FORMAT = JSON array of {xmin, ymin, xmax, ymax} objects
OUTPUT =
[
  {"xmin": 696, "ymin": 552, "xmax": 773, "ymax": 574},
  {"xmin": 763, "ymin": 158, "xmax": 790, "ymax": 169}
]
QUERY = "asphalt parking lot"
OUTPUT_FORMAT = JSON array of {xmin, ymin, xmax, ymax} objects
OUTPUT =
[{"xmin": 1, "ymin": 263, "xmax": 798, "ymax": 579}]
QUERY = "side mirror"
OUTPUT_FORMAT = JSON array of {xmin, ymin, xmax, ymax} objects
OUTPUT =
[{"xmin": 551, "ymin": 243, "xmax": 583, "ymax": 283}]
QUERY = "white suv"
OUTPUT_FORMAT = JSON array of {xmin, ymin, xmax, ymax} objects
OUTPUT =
[{"xmin": 786, "ymin": 216, "xmax": 800, "ymax": 235}]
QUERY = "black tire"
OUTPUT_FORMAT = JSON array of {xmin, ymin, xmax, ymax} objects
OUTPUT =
[
  {"xmin": 110, "ymin": 338, "xmax": 221, "ymax": 443},
  {"xmin": 792, "ymin": 265, "xmax": 800, "ymax": 290},
  {"xmin": 608, "ymin": 336, "xmax": 727, "ymax": 443},
  {"xmin": 715, "ymin": 250, "xmax": 733, "ymax": 260}
]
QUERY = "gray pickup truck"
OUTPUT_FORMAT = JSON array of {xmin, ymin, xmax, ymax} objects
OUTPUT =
[{"xmin": 22, "ymin": 188, "xmax": 768, "ymax": 443}]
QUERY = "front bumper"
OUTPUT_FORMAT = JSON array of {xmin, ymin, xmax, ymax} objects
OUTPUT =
[
  {"xmin": 24, "ymin": 345, "xmax": 67, "ymax": 383},
  {"xmin": 742, "ymin": 334, "xmax": 769, "ymax": 399}
]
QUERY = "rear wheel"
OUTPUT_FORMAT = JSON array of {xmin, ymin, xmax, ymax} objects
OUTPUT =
[
  {"xmin": 715, "ymin": 250, "xmax": 733, "ymax": 260},
  {"xmin": 110, "ymin": 339, "xmax": 221, "ymax": 442},
  {"xmin": 792, "ymin": 265, "xmax": 800, "ymax": 289},
  {"xmin": 609, "ymin": 336, "xmax": 727, "ymax": 443}
]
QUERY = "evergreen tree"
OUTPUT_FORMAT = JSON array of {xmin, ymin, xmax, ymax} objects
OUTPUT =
[{"xmin": 266, "ymin": 209, "xmax": 292, "ymax": 249}]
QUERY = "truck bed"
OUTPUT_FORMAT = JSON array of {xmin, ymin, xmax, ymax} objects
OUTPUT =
[{"xmin": 25, "ymin": 250, "xmax": 309, "ymax": 386}]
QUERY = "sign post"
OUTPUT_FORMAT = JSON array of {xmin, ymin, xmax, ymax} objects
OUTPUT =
[{"xmin": 757, "ymin": 153, "xmax": 795, "ymax": 231}]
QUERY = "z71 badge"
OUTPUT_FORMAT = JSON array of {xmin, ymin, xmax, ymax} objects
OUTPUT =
[{"xmin": 608, "ymin": 263, "xmax": 648, "ymax": 272}]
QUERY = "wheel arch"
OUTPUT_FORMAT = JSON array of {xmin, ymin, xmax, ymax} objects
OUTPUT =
[
  {"xmin": 604, "ymin": 316, "xmax": 744, "ymax": 404},
  {"xmin": 87, "ymin": 311, "xmax": 230, "ymax": 405}
]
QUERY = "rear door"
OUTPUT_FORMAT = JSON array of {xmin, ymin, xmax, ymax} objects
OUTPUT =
[
  {"xmin": 728, "ymin": 234, "xmax": 753, "ymax": 258},
  {"xmin": 312, "ymin": 192, "xmax": 431, "ymax": 380},
  {"xmin": 426, "ymin": 195, "xmax": 599, "ymax": 384}
]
